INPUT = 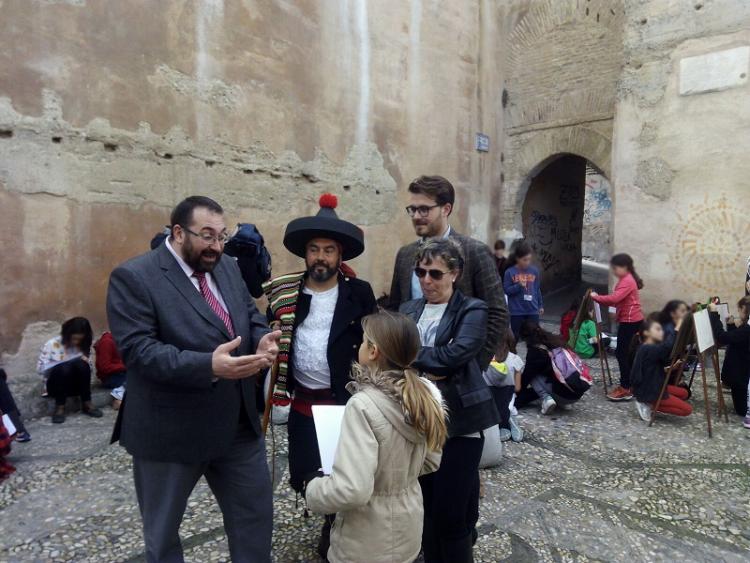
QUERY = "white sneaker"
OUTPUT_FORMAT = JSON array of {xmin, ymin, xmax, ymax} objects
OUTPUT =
[
  {"xmin": 541, "ymin": 395, "xmax": 557, "ymax": 415},
  {"xmin": 509, "ymin": 416, "xmax": 524, "ymax": 442},
  {"xmin": 498, "ymin": 428, "xmax": 512, "ymax": 442},
  {"xmin": 636, "ymin": 400, "xmax": 652, "ymax": 422}
]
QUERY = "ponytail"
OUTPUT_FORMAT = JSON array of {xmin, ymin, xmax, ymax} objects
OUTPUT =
[
  {"xmin": 611, "ymin": 253, "xmax": 644, "ymax": 290},
  {"xmin": 507, "ymin": 240, "xmax": 532, "ymax": 269},
  {"xmin": 401, "ymin": 368, "xmax": 447, "ymax": 451}
]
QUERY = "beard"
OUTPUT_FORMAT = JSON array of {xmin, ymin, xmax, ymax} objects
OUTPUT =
[
  {"xmin": 307, "ymin": 259, "xmax": 339, "ymax": 283},
  {"xmin": 183, "ymin": 237, "xmax": 222, "ymax": 273},
  {"xmin": 413, "ymin": 217, "xmax": 441, "ymax": 237}
]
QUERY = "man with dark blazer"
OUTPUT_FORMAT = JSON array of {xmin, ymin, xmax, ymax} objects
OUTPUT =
[
  {"xmin": 107, "ymin": 196, "xmax": 281, "ymax": 563},
  {"xmin": 263, "ymin": 194, "xmax": 377, "ymax": 559},
  {"xmin": 388, "ymin": 175, "xmax": 508, "ymax": 370}
]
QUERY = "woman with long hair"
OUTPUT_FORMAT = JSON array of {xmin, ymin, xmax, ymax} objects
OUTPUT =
[
  {"xmin": 305, "ymin": 311, "xmax": 447, "ymax": 563},
  {"xmin": 37, "ymin": 317, "xmax": 102, "ymax": 423}
]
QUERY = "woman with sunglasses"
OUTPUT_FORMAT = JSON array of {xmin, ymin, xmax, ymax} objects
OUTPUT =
[{"xmin": 400, "ymin": 238, "xmax": 500, "ymax": 563}]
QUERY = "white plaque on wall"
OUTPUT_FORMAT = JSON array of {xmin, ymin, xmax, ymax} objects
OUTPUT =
[{"xmin": 679, "ymin": 46, "xmax": 749, "ymax": 96}]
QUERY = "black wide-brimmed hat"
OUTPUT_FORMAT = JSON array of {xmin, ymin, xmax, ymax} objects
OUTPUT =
[{"xmin": 283, "ymin": 194, "xmax": 365, "ymax": 261}]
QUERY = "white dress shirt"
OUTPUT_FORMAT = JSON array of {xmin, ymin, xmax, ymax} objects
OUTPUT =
[
  {"xmin": 165, "ymin": 237, "xmax": 230, "ymax": 312},
  {"xmin": 292, "ymin": 285, "xmax": 338, "ymax": 390}
]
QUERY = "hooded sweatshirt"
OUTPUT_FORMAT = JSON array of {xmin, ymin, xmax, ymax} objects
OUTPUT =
[{"xmin": 305, "ymin": 370, "xmax": 444, "ymax": 563}]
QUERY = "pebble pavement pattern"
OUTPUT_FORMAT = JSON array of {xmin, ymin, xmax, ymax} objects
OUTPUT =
[{"xmin": 2, "ymin": 351, "xmax": 749, "ymax": 562}]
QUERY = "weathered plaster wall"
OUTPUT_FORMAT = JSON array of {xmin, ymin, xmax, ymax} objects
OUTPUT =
[
  {"xmin": 612, "ymin": 0, "xmax": 750, "ymax": 312},
  {"xmin": 521, "ymin": 156, "xmax": 586, "ymax": 292},
  {"xmin": 0, "ymin": 0, "xmax": 504, "ymax": 410}
]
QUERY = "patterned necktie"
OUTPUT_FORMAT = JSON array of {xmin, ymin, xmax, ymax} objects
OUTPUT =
[{"xmin": 193, "ymin": 271, "xmax": 235, "ymax": 338}]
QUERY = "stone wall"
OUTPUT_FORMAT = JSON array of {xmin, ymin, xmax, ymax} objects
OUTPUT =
[
  {"xmin": 0, "ymin": 0, "xmax": 505, "ymax": 412},
  {"xmin": 612, "ymin": 0, "xmax": 750, "ymax": 312}
]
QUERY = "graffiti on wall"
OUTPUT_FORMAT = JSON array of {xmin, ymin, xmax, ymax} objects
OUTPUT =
[
  {"xmin": 527, "ymin": 210, "xmax": 581, "ymax": 279},
  {"xmin": 670, "ymin": 195, "xmax": 750, "ymax": 296},
  {"xmin": 582, "ymin": 168, "xmax": 612, "ymax": 263}
]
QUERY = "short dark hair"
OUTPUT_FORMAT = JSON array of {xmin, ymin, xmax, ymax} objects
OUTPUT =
[
  {"xmin": 408, "ymin": 176, "xmax": 455, "ymax": 212},
  {"xmin": 170, "ymin": 196, "xmax": 223, "ymax": 232},
  {"xmin": 415, "ymin": 237, "xmax": 465, "ymax": 273},
  {"xmin": 494, "ymin": 239, "xmax": 506, "ymax": 251}
]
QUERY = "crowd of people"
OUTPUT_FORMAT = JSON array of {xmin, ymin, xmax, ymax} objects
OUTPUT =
[{"xmin": 0, "ymin": 174, "xmax": 747, "ymax": 563}]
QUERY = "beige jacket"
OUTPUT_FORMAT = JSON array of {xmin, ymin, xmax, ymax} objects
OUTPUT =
[{"xmin": 306, "ymin": 371, "xmax": 444, "ymax": 563}]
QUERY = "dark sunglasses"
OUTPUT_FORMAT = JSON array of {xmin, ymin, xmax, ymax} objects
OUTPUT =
[{"xmin": 414, "ymin": 267, "xmax": 451, "ymax": 280}]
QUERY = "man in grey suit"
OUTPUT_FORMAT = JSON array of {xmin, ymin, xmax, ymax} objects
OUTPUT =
[
  {"xmin": 107, "ymin": 196, "xmax": 281, "ymax": 563},
  {"xmin": 388, "ymin": 175, "xmax": 508, "ymax": 370}
]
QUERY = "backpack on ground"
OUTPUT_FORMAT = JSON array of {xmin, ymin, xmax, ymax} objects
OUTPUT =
[
  {"xmin": 224, "ymin": 223, "xmax": 273, "ymax": 298},
  {"xmin": 549, "ymin": 347, "xmax": 593, "ymax": 396}
]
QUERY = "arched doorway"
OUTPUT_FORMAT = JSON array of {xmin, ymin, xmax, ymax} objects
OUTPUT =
[{"xmin": 520, "ymin": 153, "xmax": 612, "ymax": 316}]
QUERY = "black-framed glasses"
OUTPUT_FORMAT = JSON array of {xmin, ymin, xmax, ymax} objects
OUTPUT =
[
  {"xmin": 181, "ymin": 226, "xmax": 230, "ymax": 245},
  {"xmin": 405, "ymin": 204, "xmax": 440, "ymax": 217},
  {"xmin": 414, "ymin": 267, "xmax": 451, "ymax": 280}
]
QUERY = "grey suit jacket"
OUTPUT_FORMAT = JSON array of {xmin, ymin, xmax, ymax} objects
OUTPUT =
[
  {"xmin": 107, "ymin": 243, "xmax": 269, "ymax": 463},
  {"xmin": 387, "ymin": 230, "xmax": 508, "ymax": 369}
]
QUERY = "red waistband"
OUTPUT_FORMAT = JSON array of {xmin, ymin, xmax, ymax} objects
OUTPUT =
[{"xmin": 291, "ymin": 385, "xmax": 336, "ymax": 417}]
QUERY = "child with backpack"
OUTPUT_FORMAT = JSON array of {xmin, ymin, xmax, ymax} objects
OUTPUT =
[
  {"xmin": 304, "ymin": 312, "xmax": 446, "ymax": 563},
  {"xmin": 483, "ymin": 331, "xmax": 524, "ymax": 442},
  {"xmin": 591, "ymin": 253, "xmax": 645, "ymax": 402},
  {"xmin": 516, "ymin": 321, "xmax": 592, "ymax": 415},
  {"xmin": 630, "ymin": 316, "xmax": 692, "ymax": 422}
]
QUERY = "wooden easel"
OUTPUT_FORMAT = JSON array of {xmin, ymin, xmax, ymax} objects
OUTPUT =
[
  {"xmin": 592, "ymin": 301, "xmax": 614, "ymax": 394},
  {"xmin": 649, "ymin": 312, "xmax": 728, "ymax": 437},
  {"xmin": 571, "ymin": 289, "xmax": 613, "ymax": 394}
]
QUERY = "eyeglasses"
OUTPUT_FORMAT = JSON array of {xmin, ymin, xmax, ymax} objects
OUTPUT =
[
  {"xmin": 405, "ymin": 204, "xmax": 440, "ymax": 217},
  {"xmin": 414, "ymin": 267, "xmax": 451, "ymax": 281},
  {"xmin": 181, "ymin": 226, "xmax": 230, "ymax": 245}
]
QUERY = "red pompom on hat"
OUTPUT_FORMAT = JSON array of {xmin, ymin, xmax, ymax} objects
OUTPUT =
[{"xmin": 319, "ymin": 193, "xmax": 338, "ymax": 209}]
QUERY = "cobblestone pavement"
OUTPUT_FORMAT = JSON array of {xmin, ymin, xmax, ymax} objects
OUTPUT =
[{"xmin": 2, "ymin": 358, "xmax": 749, "ymax": 562}]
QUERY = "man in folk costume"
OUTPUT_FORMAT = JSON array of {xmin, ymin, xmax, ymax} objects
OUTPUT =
[{"xmin": 264, "ymin": 194, "xmax": 377, "ymax": 557}]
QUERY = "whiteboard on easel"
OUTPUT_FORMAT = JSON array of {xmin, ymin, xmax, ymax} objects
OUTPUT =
[
  {"xmin": 593, "ymin": 302, "xmax": 603, "ymax": 324},
  {"xmin": 693, "ymin": 309, "xmax": 715, "ymax": 353}
]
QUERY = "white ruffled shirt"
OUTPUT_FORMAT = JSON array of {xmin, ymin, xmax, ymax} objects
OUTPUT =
[{"xmin": 292, "ymin": 284, "xmax": 339, "ymax": 390}]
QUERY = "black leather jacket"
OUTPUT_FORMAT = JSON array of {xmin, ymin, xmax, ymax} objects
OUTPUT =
[{"xmin": 400, "ymin": 290, "xmax": 500, "ymax": 437}]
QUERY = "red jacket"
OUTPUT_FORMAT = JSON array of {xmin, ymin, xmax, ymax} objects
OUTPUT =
[
  {"xmin": 560, "ymin": 310, "xmax": 577, "ymax": 342},
  {"xmin": 592, "ymin": 273, "xmax": 644, "ymax": 323},
  {"xmin": 94, "ymin": 332, "xmax": 126, "ymax": 381}
]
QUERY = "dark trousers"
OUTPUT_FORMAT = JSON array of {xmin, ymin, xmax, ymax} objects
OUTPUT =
[
  {"xmin": 133, "ymin": 424, "xmax": 272, "ymax": 563},
  {"xmin": 287, "ymin": 409, "xmax": 322, "ymax": 493},
  {"xmin": 46, "ymin": 359, "xmax": 92, "ymax": 407},
  {"xmin": 616, "ymin": 322, "xmax": 641, "ymax": 388},
  {"xmin": 100, "ymin": 371, "xmax": 127, "ymax": 389},
  {"xmin": 421, "ymin": 436, "xmax": 484, "ymax": 563},
  {"xmin": 491, "ymin": 386, "xmax": 514, "ymax": 430},
  {"xmin": 0, "ymin": 376, "xmax": 27, "ymax": 434},
  {"xmin": 510, "ymin": 314, "xmax": 540, "ymax": 339}
]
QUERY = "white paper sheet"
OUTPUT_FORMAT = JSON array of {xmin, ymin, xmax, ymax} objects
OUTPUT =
[
  {"xmin": 716, "ymin": 303, "xmax": 730, "ymax": 331},
  {"xmin": 693, "ymin": 309, "xmax": 715, "ymax": 353},
  {"xmin": 594, "ymin": 302, "xmax": 603, "ymax": 324},
  {"xmin": 312, "ymin": 405, "xmax": 347, "ymax": 475},
  {"xmin": 2, "ymin": 414, "xmax": 17, "ymax": 436}
]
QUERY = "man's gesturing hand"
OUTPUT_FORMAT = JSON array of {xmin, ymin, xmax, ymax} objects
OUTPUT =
[
  {"xmin": 256, "ymin": 330, "xmax": 282, "ymax": 361},
  {"xmin": 212, "ymin": 337, "xmax": 272, "ymax": 379}
]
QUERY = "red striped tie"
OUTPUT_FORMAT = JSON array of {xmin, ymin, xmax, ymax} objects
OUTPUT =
[{"xmin": 194, "ymin": 272, "xmax": 235, "ymax": 338}]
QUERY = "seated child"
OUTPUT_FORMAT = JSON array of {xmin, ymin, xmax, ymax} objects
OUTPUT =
[
  {"xmin": 516, "ymin": 321, "xmax": 588, "ymax": 415},
  {"xmin": 483, "ymin": 331, "xmax": 524, "ymax": 442},
  {"xmin": 709, "ymin": 297, "xmax": 750, "ymax": 423},
  {"xmin": 630, "ymin": 316, "xmax": 692, "ymax": 422},
  {"xmin": 568, "ymin": 308, "xmax": 610, "ymax": 359}
]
